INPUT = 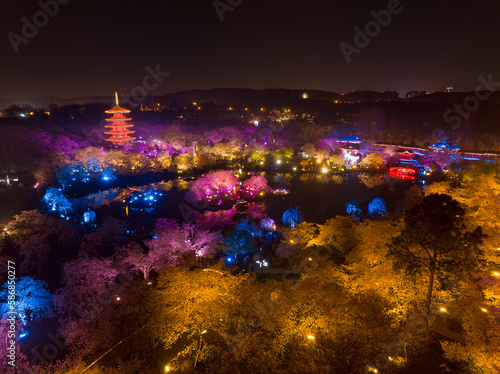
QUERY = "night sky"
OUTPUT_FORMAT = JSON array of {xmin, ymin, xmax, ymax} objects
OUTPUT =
[{"xmin": 1, "ymin": 0, "xmax": 500, "ymax": 99}]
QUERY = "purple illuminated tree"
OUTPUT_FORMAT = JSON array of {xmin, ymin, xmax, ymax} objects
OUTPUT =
[{"xmin": 260, "ymin": 217, "xmax": 277, "ymax": 232}]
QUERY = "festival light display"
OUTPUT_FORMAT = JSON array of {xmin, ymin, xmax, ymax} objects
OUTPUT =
[
  {"xmin": 104, "ymin": 92, "xmax": 135, "ymax": 144},
  {"xmin": 388, "ymin": 166, "xmax": 416, "ymax": 180}
]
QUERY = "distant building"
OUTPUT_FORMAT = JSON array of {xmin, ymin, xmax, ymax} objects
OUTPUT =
[
  {"xmin": 446, "ymin": 87, "xmax": 454, "ymax": 93},
  {"xmin": 429, "ymin": 141, "xmax": 459, "ymax": 151},
  {"xmin": 406, "ymin": 91, "xmax": 428, "ymax": 99}
]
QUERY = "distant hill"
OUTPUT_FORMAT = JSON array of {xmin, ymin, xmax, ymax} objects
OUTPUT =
[
  {"xmin": 3, "ymin": 88, "xmax": 498, "ymax": 110},
  {"xmin": 0, "ymin": 88, "xmax": 403, "ymax": 109}
]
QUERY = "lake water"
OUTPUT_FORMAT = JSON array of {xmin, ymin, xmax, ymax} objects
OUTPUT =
[{"xmin": 93, "ymin": 172, "xmax": 417, "ymax": 231}]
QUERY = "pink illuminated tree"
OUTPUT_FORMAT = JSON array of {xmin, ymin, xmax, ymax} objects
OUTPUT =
[
  {"xmin": 117, "ymin": 243, "xmax": 156, "ymax": 280},
  {"xmin": 242, "ymin": 175, "xmax": 271, "ymax": 197},
  {"xmin": 186, "ymin": 170, "xmax": 238, "ymax": 206},
  {"xmin": 145, "ymin": 219, "xmax": 222, "ymax": 269},
  {"xmin": 55, "ymin": 257, "xmax": 119, "ymax": 319}
]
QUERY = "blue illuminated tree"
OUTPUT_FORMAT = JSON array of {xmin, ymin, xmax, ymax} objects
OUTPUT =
[
  {"xmin": 235, "ymin": 218, "xmax": 260, "ymax": 238},
  {"xmin": 368, "ymin": 197, "xmax": 387, "ymax": 217},
  {"xmin": 43, "ymin": 187, "xmax": 73, "ymax": 215},
  {"xmin": 83, "ymin": 209, "xmax": 96, "ymax": 224},
  {"xmin": 222, "ymin": 230, "xmax": 259, "ymax": 260},
  {"xmin": 282, "ymin": 206, "xmax": 304, "ymax": 229},
  {"xmin": 0, "ymin": 277, "xmax": 52, "ymax": 324},
  {"xmin": 101, "ymin": 168, "xmax": 117, "ymax": 182},
  {"xmin": 345, "ymin": 199, "xmax": 362, "ymax": 220}
]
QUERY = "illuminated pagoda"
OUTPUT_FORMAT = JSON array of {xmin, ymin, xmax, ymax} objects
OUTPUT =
[{"xmin": 104, "ymin": 92, "xmax": 135, "ymax": 145}]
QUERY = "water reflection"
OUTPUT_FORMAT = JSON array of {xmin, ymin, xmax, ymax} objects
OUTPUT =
[{"xmin": 358, "ymin": 173, "xmax": 386, "ymax": 188}]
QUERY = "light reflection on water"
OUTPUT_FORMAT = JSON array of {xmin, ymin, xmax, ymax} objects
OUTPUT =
[{"xmin": 95, "ymin": 172, "xmax": 416, "ymax": 230}]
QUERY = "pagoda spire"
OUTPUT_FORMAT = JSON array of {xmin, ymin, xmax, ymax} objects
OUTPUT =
[{"xmin": 115, "ymin": 91, "xmax": 119, "ymax": 106}]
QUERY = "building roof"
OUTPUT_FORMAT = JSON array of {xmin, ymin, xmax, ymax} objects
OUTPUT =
[
  {"xmin": 105, "ymin": 105, "xmax": 131, "ymax": 114},
  {"xmin": 429, "ymin": 141, "xmax": 460, "ymax": 150}
]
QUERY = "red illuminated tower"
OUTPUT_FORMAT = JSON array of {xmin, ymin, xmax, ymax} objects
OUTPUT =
[{"xmin": 104, "ymin": 92, "xmax": 135, "ymax": 145}]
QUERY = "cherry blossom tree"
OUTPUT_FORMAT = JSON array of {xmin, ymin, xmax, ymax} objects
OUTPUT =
[
  {"xmin": 7, "ymin": 211, "xmax": 56, "ymax": 278},
  {"xmin": 55, "ymin": 257, "xmax": 119, "ymax": 319},
  {"xmin": 117, "ymin": 243, "xmax": 156, "ymax": 280},
  {"xmin": 242, "ymin": 175, "xmax": 271, "ymax": 197},
  {"xmin": 145, "ymin": 219, "xmax": 222, "ymax": 269},
  {"xmin": 186, "ymin": 170, "xmax": 239, "ymax": 206}
]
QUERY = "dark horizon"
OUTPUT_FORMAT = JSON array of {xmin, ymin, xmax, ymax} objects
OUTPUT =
[{"xmin": 1, "ymin": 0, "xmax": 500, "ymax": 99}]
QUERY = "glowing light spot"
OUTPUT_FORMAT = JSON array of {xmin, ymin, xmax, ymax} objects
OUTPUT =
[
  {"xmin": 307, "ymin": 335, "xmax": 315, "ymax": 340},
  {"xmin": 440, "ymin": 307, "xmax": 446, "ymax": 312}
]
